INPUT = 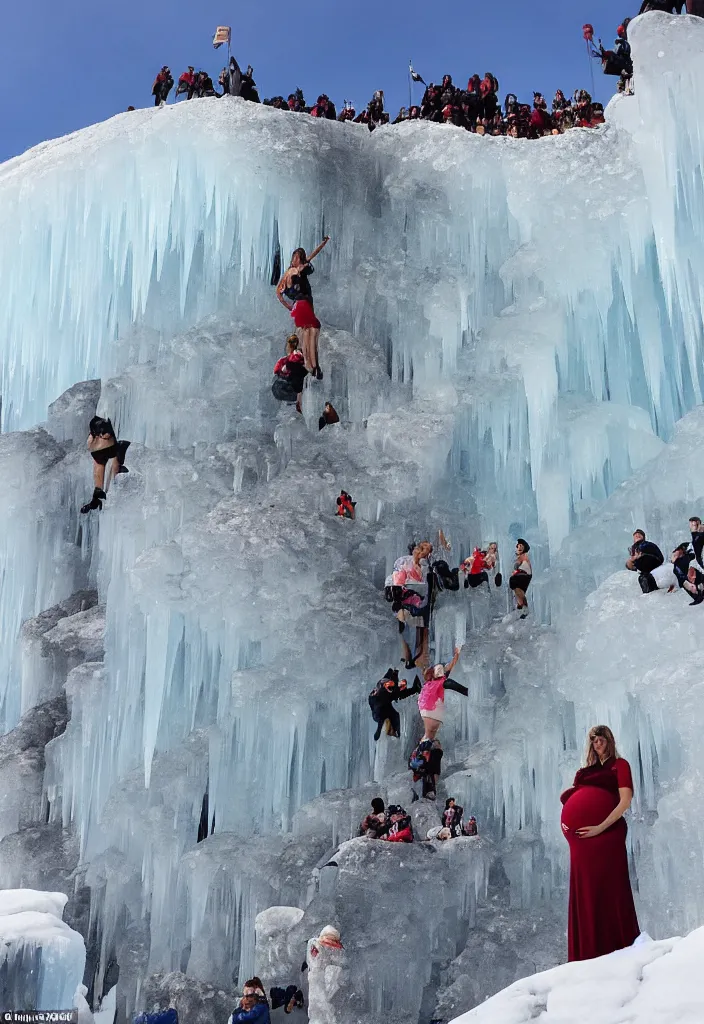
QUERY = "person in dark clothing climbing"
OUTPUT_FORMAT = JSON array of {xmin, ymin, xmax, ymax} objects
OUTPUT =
[
  {"xmin": 152, "ymin": 67, "xmax": 174, "ymax": 106},
  {"xmin": 336, "ymin": 490, "xmax": 356, "ymax": 519},
  {"xmin": 318, "ymin": 402, "xmax": 339, "ymax": 430},
  {"xmin": 409, "ymin": 737, "xmax": 444, "ymax": 800},
  {"xmin": 276, "ymin": 237, "xmax": 330, "ymax": 378},
  {"xmin": 625, "ymin": 530, "xmax": 664, "ymax": 575},
  {"xmin": 359, "ymin": 797, "xmax": 388, "ymax": 837},
  {"xmin": 379, "ymin": 805, "xmax": 413, "ymax": 842},
  {"xmin": 81, "ymin": 416, "xmax": 130, "ymax": 513},
  {"xmin": 272, "ymin": 335, "xmax": 308, "ymax": 412},
  {"xmin": 689, "ymin": 516, "xmax": 704, "ymax": 568},
  {"xmin": 269, "ymin": 986, "xmax": 304, "ymax": 1013},
  {"xmin": 368, "ymin": 669, "xmax": 421, "ymax": 740}
]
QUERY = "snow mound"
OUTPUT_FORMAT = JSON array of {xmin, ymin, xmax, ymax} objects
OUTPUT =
[
  {"xmin": 0, "ymin": 888, "xmax": 86, "ymax": 1010},
  {"xmin": 450, "ymin": 928, "xmax": 704, "ymax": 1024}
]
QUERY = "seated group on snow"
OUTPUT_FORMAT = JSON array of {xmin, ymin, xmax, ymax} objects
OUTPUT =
[{"xmin": 626, "ymin": 519, "xmax": 704, "ymax": 603}]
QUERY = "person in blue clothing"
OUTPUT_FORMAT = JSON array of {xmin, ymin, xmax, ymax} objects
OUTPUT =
[{"xmin": 228, "ymin": 980, "xmax": 270, "ymax": 1024}]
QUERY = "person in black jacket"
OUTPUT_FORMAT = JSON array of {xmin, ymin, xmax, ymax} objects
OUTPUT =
[
  {"xmin": 689, "ymin": 516, "xmax": 704, "ymax": 568},
  {"xmin": 625, "ymin": 530, "xmax": 664, "ymax": 575},
  {"xmin": 368, "ymin": 669, "xmax": 421, "ymax": 740},
  {"xmin": 152, "ymin": 67, "xmax": 174, "ymax": 106}
]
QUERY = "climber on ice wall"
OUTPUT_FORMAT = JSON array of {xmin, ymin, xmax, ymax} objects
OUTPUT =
[
  {"xmin": 368, "ymin": 668, "xmax": 421, "ymax": 740},
  {"xmin": 81, "ymin": 416, "xmax": 130, "ymax": 513},
  {"xmin": 276, "ymin": 236, "xmax": 330, "ymax": 379},
  {"xmin": 417, "ymin": 646, "xmax": 466, "ymax": 741}
]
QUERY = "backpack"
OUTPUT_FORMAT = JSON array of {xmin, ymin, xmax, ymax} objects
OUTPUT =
[
  {"xmin": 409, "ymin": 743, "xmax": 428, "ymax": 773},
  {"xmin": 432, "ymin": 560, "xmax": 460, "ymax": 592},
  {"xmin": 271, "ymin": 377, "xmax": 298, "ymax": 403}
]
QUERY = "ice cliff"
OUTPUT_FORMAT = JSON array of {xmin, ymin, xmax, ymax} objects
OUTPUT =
[{"xmin": 1, "ymin": 10, "xmax": 703, "ymax": 1022}]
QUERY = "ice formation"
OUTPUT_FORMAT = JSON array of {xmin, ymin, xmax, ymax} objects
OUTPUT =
[
  {"xmin": 0, "ymin": 889, "xmax": 86, "ymax": 1010},
  {"xmin": 1, "ymin": 9, "xmax": 704, "ymax": 1022}
]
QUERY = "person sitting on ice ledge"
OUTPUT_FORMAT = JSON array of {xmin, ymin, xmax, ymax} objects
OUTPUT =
[
  {"xmin": 639, "ymin": 542, "xmax": 693, "ymax": 594},
  {"xmin": 683, "ymin": 563, "xmax": 704, "ymax": 605},
  {"xmin": 359, "ymin": 796, "xmax": 389, "ymax": 837},
  {"xmin": 276, "ymin": 236, "xmax": 330, "ymax": 379},
  {"xmin": 625, "ymin": 529, "xmax": 664, "ymax": 590},
  {"xmin": 80, "ymin": 416, "xmax": 130, "ymax": 513},
  {"xmin": 228, "ymin": 978, "xmax": 271, "ymax": 1024},
  {"xmin": 378, "ymin": 804, "xmax": 414, "ymax": 842}
]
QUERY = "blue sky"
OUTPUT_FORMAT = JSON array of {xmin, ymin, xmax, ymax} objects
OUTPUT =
[{"xmin": 1, "ymin": 0, "xmax": 625, "ymax": 162}]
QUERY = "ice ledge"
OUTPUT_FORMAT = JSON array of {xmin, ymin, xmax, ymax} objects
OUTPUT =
[{"xmin": 451, "ymin": 927, "xmax": 704, "ymax": 1023}]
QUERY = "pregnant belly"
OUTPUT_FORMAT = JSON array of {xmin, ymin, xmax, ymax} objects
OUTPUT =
[{"xmin": 561, "ymin": 786, "xmax": 617, "ymax": 834}]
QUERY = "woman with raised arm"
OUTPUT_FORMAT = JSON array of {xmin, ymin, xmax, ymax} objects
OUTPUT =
[
  {"xmin": 276, "ymin": 236, "xmax": 330, "ymax": 379},
  {"xmin": 417, "ymin": 645, "xmax": 467, "ymax": 741},
  {"xmin": 560, "ymin": 725, "xmax": 640, "ymax": 961}
]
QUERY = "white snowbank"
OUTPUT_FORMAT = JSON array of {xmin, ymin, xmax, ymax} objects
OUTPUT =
[
  {"xmin": 451, "ymin": 928, "xmax": 704, "ymax": 1023},
  {"xmin": 0, "ymin": 889, "xmax": 86, "ymax": 1010}
]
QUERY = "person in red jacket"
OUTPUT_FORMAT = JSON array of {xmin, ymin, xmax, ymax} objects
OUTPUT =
[
  {"xmin": 175, "ymin": 67, "xmax": 196, "ymax": 100},
  {"xmin": 272, "ymin": 335, "xmax": 308, "ymax": 412},
  {"xmin": 152, "ymin": 66, "xmax": 174, "ymax": 106},
  {"xmin": 460, "ymin": 548, "xmax": 490, "ymax": 589},
  {"xmin": 379, "ymin": 806, "xmax": 413, "ymax": 842},
  {"xmin": 530, "ymin": 93, "xmax": 553, "ymax": 136}
]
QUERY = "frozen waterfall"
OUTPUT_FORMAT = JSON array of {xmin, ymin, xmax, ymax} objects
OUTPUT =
[{"xmin": 1, "ymin": 9, "xmax": 704, "ymax": 1022}]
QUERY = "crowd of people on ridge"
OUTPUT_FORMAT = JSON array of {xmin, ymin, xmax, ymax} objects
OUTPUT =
[{"xmin": 147, "ymin": 8, "xmax": 704, "ymax": 140}]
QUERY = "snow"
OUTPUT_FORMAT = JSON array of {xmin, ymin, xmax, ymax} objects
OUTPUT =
[
  {"xmin": 450, "ymin": 928, "xmax": 704, "ymax": 1024},
  {"xmin": 0, "ymin": 9, "xmax": 703, "ymax": 1023},
  {"xmin": 0, "ymin": 889, "xmax": 86, "ymax": 1010}
]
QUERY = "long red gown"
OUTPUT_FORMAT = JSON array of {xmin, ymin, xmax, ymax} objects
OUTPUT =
[{"xmin": 560, "ymin": 756, "xmax": 640, "ymax": 961}]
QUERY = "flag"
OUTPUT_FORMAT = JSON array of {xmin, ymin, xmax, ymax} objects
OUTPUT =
[
  {"xmin": 409, "ymin": 62, "xmax": 425, "ymax": 85},
  {"xmin": 213, "ymin": 26, "xmax": 231, "ymax": 49}
]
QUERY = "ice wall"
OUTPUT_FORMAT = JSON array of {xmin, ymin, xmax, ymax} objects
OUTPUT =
[{"xmin": 0, "ymin": 10, "xmax": 703, "ymax": 1022}]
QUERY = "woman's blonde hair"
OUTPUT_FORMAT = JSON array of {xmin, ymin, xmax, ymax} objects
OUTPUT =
[
  {"xmin": 286, "ymin": 334, "xmax": 299, "ymax": 353},
  {"xmin": 584, "ymin": 724, "xmax": 619, "ymax": 766}
]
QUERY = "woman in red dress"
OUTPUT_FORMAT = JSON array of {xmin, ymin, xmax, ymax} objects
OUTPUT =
[{"xmin": 560, "ymin": 725, "xmax": 640, "ymax": 961}]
